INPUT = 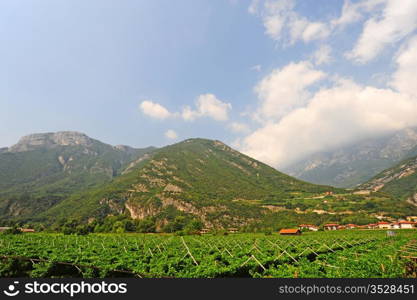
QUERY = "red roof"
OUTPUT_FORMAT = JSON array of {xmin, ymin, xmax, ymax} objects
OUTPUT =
[
  {"xmin": 279, "ymin": 229, "xmax": 300, "ymax": 234},
  {"xmin": 378, "ymin": 222, "xmax": 390, "ymax": 225},
  {"xmin": 324, "ymin": 223, "xmax": 339, "ymax": 226},
  {"xmin": 399, "ymin": 221, "xmax": 414, "ymax": 224}
]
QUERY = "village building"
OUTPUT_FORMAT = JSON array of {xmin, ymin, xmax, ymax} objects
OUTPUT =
[
  {"xmin": 323, "ymin": 224, "xmax": 339, "ymax": 230},
  {"xmin": 228, "ymin": 228, "xmax": 238, "ymax": 234},
  {"xmin": 390, "ymin": 222, "xmax": 401, "ymax": 229},
  {"xmin": 0, "ymin": 227, "xmax": 11, "ymax": 232},
  {"xmin": 298, "ymin": 224, "xmax": 319, "ymax": 231},
  {"xmin": 279, "ymin": 229, "xmax": 301, "ymax": 235},
  {"xmin": 367, "ymin": 224, "xmax": 378, "ymax": 229},
  {"xmin": 0, "ymin": 227, "xmax": 35, "ymax": 233},
  {"xmin": 377, "ymin": 222, "xmax": 391, "ymax": 229},
  {"xmin": 199, "ymin": 228, "xmax": 210, "ymax": 234},
  {"xmin": 397, "ymin": 221, "xmax": 415, "ymax": 229},
  {"xmin": 346, "ymin": 224, "xmax": 357, "ymax": 229},
  {"xmin": 20, "ymin": 228, "xmax": 36, "ymax": 233}
]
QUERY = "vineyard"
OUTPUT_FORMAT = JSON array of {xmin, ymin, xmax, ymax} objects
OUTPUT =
[{"xmin": 0, "ymin": 230, "xmax": 416, "ymax": 278}]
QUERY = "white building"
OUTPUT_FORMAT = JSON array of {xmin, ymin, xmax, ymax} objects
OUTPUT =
[
  {"xmin": 377, "ymin": 222, "xmax": 391, "ymax": 229},
  {"xmin": 398, "ymin": 221, "xmax": 415, "ymax": 229},
  {"xmin": 324, "ymin": 224, "xmax": 339, "ymax": 230},
  {"xmin": 298, "ymin": 224, "xmax": 319, "ymax": 231}
]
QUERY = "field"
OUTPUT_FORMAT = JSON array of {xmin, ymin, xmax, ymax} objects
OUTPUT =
[{"xmin": 1, "ymin": 230, "xmax": 416, "ymax": 278}]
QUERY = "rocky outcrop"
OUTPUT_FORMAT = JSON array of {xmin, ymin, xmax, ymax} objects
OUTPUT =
[{"xmin": 9, "ymin": 131, "xmax": 95, "ymax": 152}]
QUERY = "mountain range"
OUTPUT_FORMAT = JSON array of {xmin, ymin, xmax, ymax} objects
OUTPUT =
[
  {"xmin": 1, "ymin": 131, "xmax": 417, "ymax": 229},
  {"xmin": 0, "ymin": 132, "xmax": 154, "ymax": 218}
]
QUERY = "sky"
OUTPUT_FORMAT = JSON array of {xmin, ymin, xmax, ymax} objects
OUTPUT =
[{"xmin": 1, "ymin": 0, "xmax": 417, "ymax": 170}]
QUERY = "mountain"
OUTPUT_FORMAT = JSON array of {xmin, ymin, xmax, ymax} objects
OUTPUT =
[
  {"xmin": 39, "ymin": 138, "xmax": 338, "ymax": 228},
  {"xmin": 2, "ymin": 133, "xmax": 416, "ymax": 230},
  {"xmin": 0, "ymin": 132, "xmax": 155, "ymax": 218},
  {"xmin": 359, "ymin": 154, "xmax": 417, "ymax": 208},
  {"xmin": 284, "ymin": 128, "xmax": 417, "ymax": 187}
]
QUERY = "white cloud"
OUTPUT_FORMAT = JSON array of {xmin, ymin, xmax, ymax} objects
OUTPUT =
[
  {"xmin": 182, "ymin": 94, "xmax": 232, "ymax": 122},
  {"xmin": 253, "ymin": 61, "xmax": 326, "ymax": 121},
  {"xmin": 311, "ymin": 44, "xmax": 332, "ymax": 65},
  {"xmin": 240, "ymin": 62, "xmax": 417, "ymax": 169},
  {"xmin": 301, "ymin": 22, "xmax": 331, "ymax": 42},
  {"xmin": 332, "ymin": 0, "xmax": 386, "ymax": 27},
  {"xmin": 229, "ymin": 122, "xmax": 250, "ymax": 134},
  {"xmin": 250, "ymin": 0, "xmax": 330, "ymax": 44},
  {"xmin": 347, "ymin": 0, "xmax": 417, "ymax": 63},
  {"xmin": 391, "ymin": 35, "xmax": 417, "ymax": 98},
  {"xmin": 140, "ymin": 100, "xmax": 172, "ymax": 120},
  {"xmin": 140, "ymin": 94, "xmax": 231, "ymax": 122},
  {"xmin": 165, "ymin": 129, "xmax": 178, "ymax": 140}
]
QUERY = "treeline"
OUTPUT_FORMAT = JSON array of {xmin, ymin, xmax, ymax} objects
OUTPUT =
[{"xmin": 1, "ymin": 215, "xmax": 203, "ymax": 236}]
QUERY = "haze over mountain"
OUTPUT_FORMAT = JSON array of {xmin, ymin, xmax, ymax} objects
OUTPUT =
[{"xmin": 284, "ymin": 128, "xmax": 417, "ymax": 188}]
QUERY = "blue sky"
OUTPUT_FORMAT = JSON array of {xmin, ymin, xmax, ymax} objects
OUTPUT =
[{"xmin": 1, "ymin": 0, "xmax": 417, "ymax": 169}]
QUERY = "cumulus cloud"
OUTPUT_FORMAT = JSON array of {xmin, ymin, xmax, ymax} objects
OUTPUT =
[
  {"xmin": 390, "ymin": 35, "xmax": 417, "ymax": 98},
  {"xmin": 347, "ymin": 0, "xmax": 417, "ymax": 63},
  {"xmin": 140, "ymin": 94, "xmax": 231, "ymax": 122},
  {"xmin": 182, "ymin": 94, "xmax": 232, "ymax": 122},
  {"xmin": 250, "ymin": 0, "xmax": 330, "ymax": 44},
  {"xmin": 240, "ymin": 62, "xmax": 417, "ymax": 169},
  {"xmin": 140, "ymin": 100, "xmax": 172, "ymax": 120},
  {"xmin": 311, "ymin": 44, "xmax": 332, "ymax": 65},
  {"xmin": 165, "ymin": 129, "xmax": 178, "ymax": 140},
  {"xmin": 253, "ymin": 61, "xmax": 326, "ymax": 121}
]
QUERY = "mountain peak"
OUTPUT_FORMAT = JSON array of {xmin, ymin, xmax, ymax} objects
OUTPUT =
[{"xmin": 9, "ymin": 131, "xmax": 96, "ymax": 152}]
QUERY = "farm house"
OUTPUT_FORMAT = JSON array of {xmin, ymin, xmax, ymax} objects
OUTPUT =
[
  {"xmin": 298, "ymin": 224, "xmax": 319, "ymax": 231},
  {"xmin": 346, "ymin": 224, "xmax": 357, "ymax": 229},
  {"xmin": 323, "ymin": 224, "xmax": 339, "ymax": 230},
  {"xmin": 279, "ymin": 229, "xmax": 301, "ymax": 235},
  {"xmin": 397, "ymin": 221, "xmax": 415, "ymax": 229},
  {"xmin": 377, "ymin": 222, "xmax": 391, "ymax": 229}
]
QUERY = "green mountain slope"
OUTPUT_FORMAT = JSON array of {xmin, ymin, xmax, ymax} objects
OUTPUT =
[
  {"xmin": 40, "ymin": 138, "xmax": 339, "ymax": 228},
  {"xmin": 0, "ymin": 132, "xmax": 154, "ymax": 218},
  {"xmin": 360, "ymin": 155, "xmax": 417, "ymax": 207}
]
